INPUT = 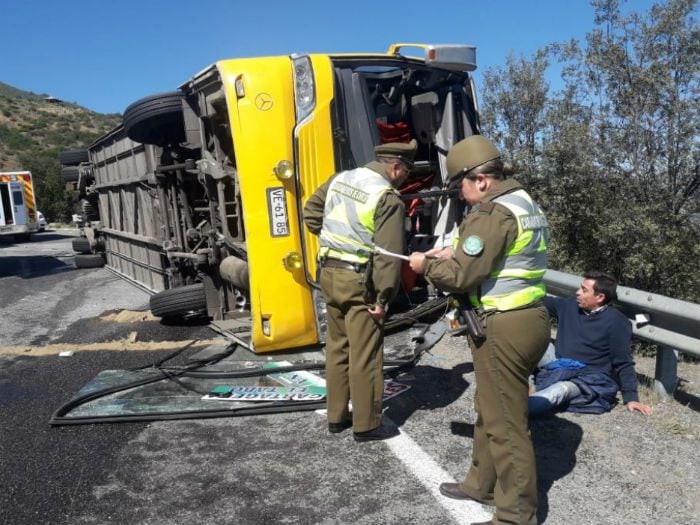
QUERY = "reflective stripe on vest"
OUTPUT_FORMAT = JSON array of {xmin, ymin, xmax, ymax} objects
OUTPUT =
[
  {"xmin": 319, "ymin": 167, "xmax": 395, "ymax": 264},
  {"xmin": 470, "ymin": 189, "xmax": 549, "ymax": 311}
]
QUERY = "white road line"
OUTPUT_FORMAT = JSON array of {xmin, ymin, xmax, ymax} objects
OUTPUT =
[
  {"xmin": 384, "ymin": 424, "xmax": 493, "ymax": 525},
  {"xmin": 315, "ymin": 406, "xmax": 492, "ymax": 522}
]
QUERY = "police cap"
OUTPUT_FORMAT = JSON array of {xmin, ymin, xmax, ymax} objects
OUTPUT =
[
  {"xmin": 375, "ymin": 139, "xmax": 418, "ymax": 168},
  {"xmin": 446, "ymin": 135, "xmax": 501, "ymax": 180}
]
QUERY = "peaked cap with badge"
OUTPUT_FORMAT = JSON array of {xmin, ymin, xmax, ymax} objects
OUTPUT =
[
  {"xmin": 446, "ymin": 135, "xmax": 501, "ymax": 180},
  {"xmin": 374, "ymin": 139, "xmax": 418, "ymax": 168}
]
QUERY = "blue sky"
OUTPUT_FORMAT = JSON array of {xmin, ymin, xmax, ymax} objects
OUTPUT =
[{"xmin": 2, "ymin": 0, "xmax": 658, "ymax": 115}]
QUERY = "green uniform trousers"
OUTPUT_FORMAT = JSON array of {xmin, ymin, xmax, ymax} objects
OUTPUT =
[
  {"xmin": 320, "ymin": 266, "xmax": 384, "ymax": 433},
  {"xmin": 460, "ymin": 305, "xmax": 549, "ymax": 525}
]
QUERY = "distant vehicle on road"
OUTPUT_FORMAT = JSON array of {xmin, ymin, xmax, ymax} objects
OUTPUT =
[
  {"xmin": 0, "ymin": 171, "xmax": 40, "ymax": 241},
  {"xmin": 37, "ymin": 211, "xmax": 46, "ymax": 232}
]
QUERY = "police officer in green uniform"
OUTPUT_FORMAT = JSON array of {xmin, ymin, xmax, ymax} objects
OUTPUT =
[
  {"xmin": 409, "ymin": 136, "xmax": 550, "ymax": 525},
  {"xmin": 303, "ymin": 140, "xmax": 417, "ymax": 442}
]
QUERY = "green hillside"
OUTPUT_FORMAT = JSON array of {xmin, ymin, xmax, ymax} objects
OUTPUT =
[{"xmin": 0, "ymin": 82, "xmax": 121, "ymax": 222}]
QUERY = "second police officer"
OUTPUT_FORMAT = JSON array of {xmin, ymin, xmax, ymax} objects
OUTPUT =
[
  {"xmin": 304, "ymin": 140, "xmax": 417, "ymax": 442},
  {"xmin": 409, "ymin": 135, "xmax": 550, "ymax": 525}
]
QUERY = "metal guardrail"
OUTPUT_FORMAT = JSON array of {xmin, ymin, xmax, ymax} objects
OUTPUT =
[{"xmin": 544, "ymin": 270, "xmax": 700, "ymax": 399}]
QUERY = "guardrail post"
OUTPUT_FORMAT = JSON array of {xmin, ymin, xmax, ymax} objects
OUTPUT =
[{"xmin": 653, "ymin": 345, "xmax": 678, "ymax": 400}]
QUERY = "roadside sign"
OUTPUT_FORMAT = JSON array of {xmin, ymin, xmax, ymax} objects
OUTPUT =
[
  {"xmin": 205, "ymin": 385, "xmax": 326, "ymax": 402},
  {"xmin": 204, "ymin": 380, "xmax": 410, "ymax": 403}
]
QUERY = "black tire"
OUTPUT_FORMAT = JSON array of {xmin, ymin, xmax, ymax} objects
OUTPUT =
[
  {"xmin": 61, "ymin": 166, "xmax": 80, "ymax": 182},
  {"xmin": 74, "ymin": 254, "xmax": 105, "ymax": 268},
  {"xmin": 123, "ymin": 91, "xmax": 186, "ymax": 146},
  {"xmin": 81, "ymin": 200, "xmax": 100, "ymax": 221},
  {"xmin": 77, "ymin": 172, "xmax": 87, "ymax": 194},
  {"xmin": 72, "ymin": 237, "xmax": 92, "ymax": 254},
  {"xmin": 59, "ymin": 149, "xmax": 89, "ymax": 165},
  {"xmin": 150, "ymin": 283, "xmax": 207, "ymax": 318}
]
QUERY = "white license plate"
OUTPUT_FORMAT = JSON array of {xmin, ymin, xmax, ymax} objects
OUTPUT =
[{"xmin": 266, "ymin": 187, "xmax": 290, "ymax": 237}]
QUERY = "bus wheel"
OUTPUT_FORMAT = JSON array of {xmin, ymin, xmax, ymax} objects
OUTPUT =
[
  {"xmin": 81, "ymin": 200, "xmax": 100, "ymax": 221},
  {"xmin": 61, "ymin": 166, "xmax": 80, "ymax": 182},
  {"xmin": 150, "ymin": 283, "xmax": 207, "ymax": 318},
  {"xmin": 59, "ymin": 149, "xmax": 89, "ymax": 165},
  {"xmin": 72, "ymin": 238, "xmax": 92, "ymax": 254},
  {"xmin": 123, "ymin": 91, "xmax": 186, "ymax": 147},
  {"xmin": 74, "ymin": 254, "xmax": 105, "ymax": 268}
]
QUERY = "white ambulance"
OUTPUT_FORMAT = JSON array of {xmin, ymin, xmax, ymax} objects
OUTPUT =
[{"xmin": 0, "ymin": 171, "xmax": 39, "ymax": 241}]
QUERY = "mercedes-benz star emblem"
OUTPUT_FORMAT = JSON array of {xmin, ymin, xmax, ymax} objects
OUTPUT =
[{"xmin": 255, "ymin": 93, "xmax": 274, "ymax": 111}]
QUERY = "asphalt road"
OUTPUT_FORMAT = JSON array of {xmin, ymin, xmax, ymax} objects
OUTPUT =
[{"xmin": 1, "ymin": 231, "xmax": 697, "ymax": 525}]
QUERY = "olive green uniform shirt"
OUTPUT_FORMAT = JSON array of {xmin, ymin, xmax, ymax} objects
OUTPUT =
[
  {"xmin": 423, "ymin": 178, "xmax": 523, "ymax": 295},
  {"xmin": 303, "ymin": 161, "xmax": 404, "ymax": 308}
]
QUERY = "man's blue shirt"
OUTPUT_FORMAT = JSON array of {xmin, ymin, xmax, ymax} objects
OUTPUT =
[{"xmin": 544, "ymin": 296, "xmax": 639, "ymax": 403}]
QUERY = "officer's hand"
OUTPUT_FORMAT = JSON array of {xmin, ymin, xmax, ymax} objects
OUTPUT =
[
  {"xmin": 409, "ymin": 252, "xmax": 427, "ymax": 274},
  {"xmin": 625, "ymin": 401, "xmax": 653, "ymax": 415},
  {"xmin": 367, "ymin": 303, "xmax": 385, "ymax": 321}
]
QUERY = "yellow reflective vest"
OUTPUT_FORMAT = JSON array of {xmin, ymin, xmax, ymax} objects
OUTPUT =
[
  {"xmin": 470, "ymin": 189, "xmax": 548, "ymax": 311},
  {"xmin": 319, "ymin": 167, "xmax": 396, "ymax": 264}
]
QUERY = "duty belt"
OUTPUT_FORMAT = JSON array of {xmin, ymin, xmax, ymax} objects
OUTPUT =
[{"xmin": 321, "ymin": 258, "xmax": 366, "ymax": 272}]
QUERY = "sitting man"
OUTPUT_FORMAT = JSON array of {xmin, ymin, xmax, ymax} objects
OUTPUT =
[{"xmin": 529, "ymin": 271, "xmax": 653, "ymax": 417}]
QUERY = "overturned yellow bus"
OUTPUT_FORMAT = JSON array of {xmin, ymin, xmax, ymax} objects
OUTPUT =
[{"xmin": 71, "ymin": 43, "xmax": 481, "ymax": 352}]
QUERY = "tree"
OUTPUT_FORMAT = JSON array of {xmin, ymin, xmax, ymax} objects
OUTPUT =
[
  {"xmin": 569, "ymin": 0, "xmax": 699, "ymax": 298},
  {"xmin": 480, "ymin": 50, "xmax": 550, "ymax": 190},
  {"xmin": 585, "ymin": 0, "xmax": 700, "ymax": 217},
  {"xmin": 18, "ymin": 151, "xmax": 74, "ymax": 223},
  {"xmin": 479, "ymin": 0, "xmax": 700, "ymax": 301}
]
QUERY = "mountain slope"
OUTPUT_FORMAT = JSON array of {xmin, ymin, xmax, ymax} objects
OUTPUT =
[{"xmin": 0, "ymin": 82, "xmax": 122, "ymax": 221}]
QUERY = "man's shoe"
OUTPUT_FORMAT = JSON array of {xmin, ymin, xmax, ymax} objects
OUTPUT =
[
  {"xmin": 353, "ymin": 420, "xmax": 399, "ymax": 442},
  {"xmin": 439, "ymin": 482, "xmax": 474, "ymax": 500},
  {"xmin": 439, "ymin": 483, "xmax": 494, "ymax": 505},
  {"xmin": 328, "ymin": 419, "xmax": 353, "ymax": 434}
]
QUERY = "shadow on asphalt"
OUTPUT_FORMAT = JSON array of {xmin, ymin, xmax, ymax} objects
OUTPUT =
[
  {"xmin": 30, "ymin": 231, "xmax": 76, "ymax": 242},
  {"xmin": 389, "ymin": 363, "xmax": 583, "ymax": 525},
  {"xmin": 442, "ymin": 415, "xmax": 583, "ymax": 524},
  {"xmin": 531, "ymin": 416, "xmax": 583, "ymax": 524},
  {"xmin": 449, "ymin": 420, "xmax": 474, "ymax": 438},
  {"xmin": 0, "ymin": 230, "xmax": 75, "ymax": 246},
  {"xmin": 674, "ymin": 387, "xmax": 700, "ymax": 412},
  {"xmin": 0, "ymin": 254, "xmax": 75, "ymax": 279},
  {"xmin": 0, "ymin": 230, "xmax": 79, "ymax": 279},
  {"xmin": 51, "ymin": 314, "xmax": 218, "ymax": 346},
  {"xmin": 385, "ymin": 362, "xmax": 473, "ymax": 426}
]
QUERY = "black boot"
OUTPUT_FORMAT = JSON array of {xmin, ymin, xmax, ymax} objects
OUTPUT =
[
  {"xmin": 353, "ymin": 419, "xmax": 399, "ymax": 442},
  {"xmin": 328, "ymin": 419, "xmax": 353, "ymax": 433}
]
